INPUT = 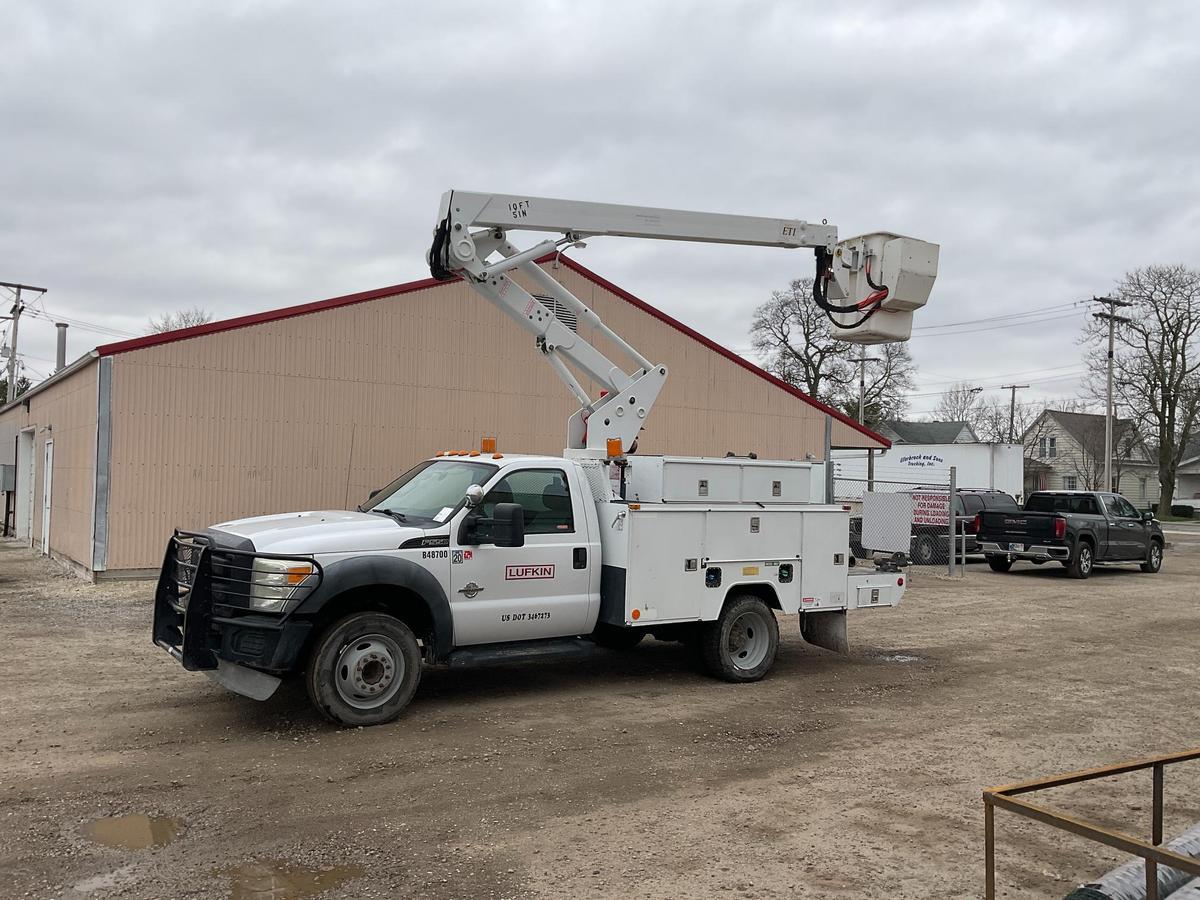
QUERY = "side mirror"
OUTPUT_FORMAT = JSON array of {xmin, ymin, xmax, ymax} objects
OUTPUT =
[
  {"xmin": 490, "ymin": 502, "xmax": 525, "ymax": 548},
  {"xmin": 368, "ymin": 489, "xmax": 381, "ymax": 500},
  {"xmin": 457, "ymin": 502, "xmax": 525, "ymax": 548},
  {"xmin": 1142, "ymin": 510, "xmax": 1155, "ymax": 521},
  {"xmin": 464, "ymin": 484, "xmax": 484, "ymax": 509}
]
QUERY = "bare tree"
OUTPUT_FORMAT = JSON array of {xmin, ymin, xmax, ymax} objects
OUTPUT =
[
  {"xmin": 1083, "ymin": 264, "xmax": 1200, "ymax": 516},
  {"xmin": 1066, "ymin": 415, "xmax": 1141, "ymax": 491},
  {"xmin": 932, "ymin": 381, "xmax": 983, "ymax": 424},
  {"xmin": 147, "ymin": 307, "xmax": 214, "ymax": 334},
  {"xmin": 973, "ymin": 397, "xmax": 1035, "ymax": 444},
  {"xmin": 750, "ymin": 278, "xmax": 853, "ymax": 405},
  {"xmin": 751, "ymin": 278, "xmax": 915, "ymax": 426},
  {"xmin": 842, "ymin": 341, "xmax": 916, "ymax": 430}
]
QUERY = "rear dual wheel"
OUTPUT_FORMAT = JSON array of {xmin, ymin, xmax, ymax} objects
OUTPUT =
[{"xmin": 700, "ymin": 595, "xmax": 779, "ymax": 682}]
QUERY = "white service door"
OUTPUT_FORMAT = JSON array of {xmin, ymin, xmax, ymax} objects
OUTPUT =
[
  {"xmin": 40, "ymin": 439, "xmax": 53, "ymax": 555},
  {"xmin": 450, "ymin": 466, "xmax": 594, "ymax": 645}
]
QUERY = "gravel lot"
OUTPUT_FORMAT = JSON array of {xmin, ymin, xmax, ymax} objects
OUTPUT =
[{"xmin": 2, "ymin": 536, "xmax": 1199, "ymax": 899}]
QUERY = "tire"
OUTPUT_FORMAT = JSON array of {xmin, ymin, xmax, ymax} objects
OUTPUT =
[
  {"xmin": 1141, "ymin": 540, "xmax": 1163, "ymax": 574},
  {"xmin": 700, "ymin": 595, "xmax": 779, "ymax": 683},
  {"xmin": 305, "ymin": 612, "xmax": 422, "ymax": 727},
  {"xmin": 1067, "ymin": 542, "xmax": 1094, "ymax": 580},
  {"xmin": 913, "ymin": 535, "xmax": 937, "ymax": 566},
  {"xmin": 590, "ymin": 625, "xmax": 646, "ymax": 650},
  {"xmin": 986, "ymin": 555, "xmax": 1013, "ymax": 573}
]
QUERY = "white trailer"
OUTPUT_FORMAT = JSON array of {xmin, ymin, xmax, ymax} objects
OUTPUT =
[
  {"xmin": 152, "ymin": 191, "xmax": 938, "ymax": 725},
  {"xmin": 832, "ymin": 443, "xmax": 1024, "ymax": 499}
]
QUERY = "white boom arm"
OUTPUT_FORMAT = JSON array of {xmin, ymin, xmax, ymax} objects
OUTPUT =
[{"xmin": 429, "ymin": 190, "xmax": 938, "ymax": 455}]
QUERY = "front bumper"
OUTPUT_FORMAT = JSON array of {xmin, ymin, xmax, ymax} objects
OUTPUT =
[
  {"xmin": 979, "ymin": 540, "xmax": 1070, "ymax": 561},
  {"xmin": 152, "ymin": 531, "xmax": 319, "ymax": 676}
]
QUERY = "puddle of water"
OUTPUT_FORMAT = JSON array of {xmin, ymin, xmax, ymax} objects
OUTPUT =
[
  {"xmin": 226, "ymin": 861, "xmax": 364, "ymax": 900},
  {"xmin": 81, "ymin": 814, "xmax": 183, "ymax": 850}
]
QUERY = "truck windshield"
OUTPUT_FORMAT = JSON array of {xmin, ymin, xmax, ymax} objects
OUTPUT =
[{"xmin": 364, "ymin": 460, "xmax": 498, "ymax": 523}]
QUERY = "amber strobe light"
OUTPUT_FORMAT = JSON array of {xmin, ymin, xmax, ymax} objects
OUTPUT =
[
  {"xmin": 607, "ymin": 437, "xmax": 623, "ymax": 458},
  {"xmin": 481, "ymin": 436, "xmax": 497, "ymax": 454}
]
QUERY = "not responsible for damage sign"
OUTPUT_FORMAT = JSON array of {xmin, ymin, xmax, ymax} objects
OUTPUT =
[{"xmin": 910, "ymin": 491, "xmax": 951, "ymax": 526}]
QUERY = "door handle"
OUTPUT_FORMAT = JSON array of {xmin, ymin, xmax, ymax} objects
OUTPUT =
[{"xmin": 573, "ymin": 547, "xmax": 587, "ymax": 569}]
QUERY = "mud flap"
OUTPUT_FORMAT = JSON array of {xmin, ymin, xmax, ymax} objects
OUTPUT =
[
  {"xmin": 203, "ymin": 659, "xmax": 282, "ymax": 701},
  {"xmin": 800, "ymin": 610, "xmax": 848, "ymax": 654}
]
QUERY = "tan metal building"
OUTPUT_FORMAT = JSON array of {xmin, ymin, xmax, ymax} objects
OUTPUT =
[{"xmin": 0, "ymin": 256, "xmax": 888, "ymax": 577}]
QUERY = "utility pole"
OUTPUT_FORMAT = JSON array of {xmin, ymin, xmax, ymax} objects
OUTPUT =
[
  {"xmin": 1000, "ymin": 384, "xmax": 1030, "ymax": 443},
  {"xmin": 850, "ymin": 354, "xmax": 881, "ymax": 424},
  {"xmin": 2, "ymin": 281, "xmax": 48, "ymax": 402},
  {"xmin": 1091, "ymin": 295, "xmax": 1132, "ymax": 493}
]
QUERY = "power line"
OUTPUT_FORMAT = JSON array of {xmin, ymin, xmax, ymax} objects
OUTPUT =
[
  {"xmin": 911, "ymin": 301, "xmax": 1083, "ymax": 332},
  {"xmin": 908, "ymin": 310, "xmax": 1083, "ymax": 339}
]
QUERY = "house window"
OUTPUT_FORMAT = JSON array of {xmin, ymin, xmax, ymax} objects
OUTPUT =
[
  {"xmin": 1048, "ymin": 437, "xmax": 1057, "ymax": 458},
  {"xmin": 1139, "ymin": 477, "xmax": 1148, "ymax": 499},
  {"xmin": 1062, "ymin": 475, "xmax": 1077, "ymax": 491}
]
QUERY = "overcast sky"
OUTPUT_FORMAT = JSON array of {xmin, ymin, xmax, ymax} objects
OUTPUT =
[{"xmin": 4, "ymin": 1, "xmax": 1198, "ymax": 418}]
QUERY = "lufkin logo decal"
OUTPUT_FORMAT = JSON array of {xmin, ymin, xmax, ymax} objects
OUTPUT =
[{"xmin": 505, "ymin": 564, "xmax": 555, "ymax": 580}]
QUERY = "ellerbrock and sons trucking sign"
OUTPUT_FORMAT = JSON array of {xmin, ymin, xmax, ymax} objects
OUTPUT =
[{"xmin": 910, "ymin": 491, "xmax": 952, "ymax": 527}]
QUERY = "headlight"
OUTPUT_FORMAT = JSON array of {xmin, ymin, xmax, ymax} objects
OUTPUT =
[{"xmin": 248, "ymin": 558, "xmax": 316, "ymax": 612}]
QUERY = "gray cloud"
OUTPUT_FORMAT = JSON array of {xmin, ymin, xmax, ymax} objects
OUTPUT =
[{"xmin": 3, "ymin": 1, "xmax": 1198, "ymax": 414}]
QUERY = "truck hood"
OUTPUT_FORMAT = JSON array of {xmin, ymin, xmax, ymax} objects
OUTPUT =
[{"xmin": 209, "ymin": 510, "xmax": 430, "ymax": 554}]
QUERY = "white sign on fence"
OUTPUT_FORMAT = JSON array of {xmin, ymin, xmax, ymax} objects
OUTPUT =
[{"xmin": 861, "ymin": 492, "xmax": 916, "ymax": 553}]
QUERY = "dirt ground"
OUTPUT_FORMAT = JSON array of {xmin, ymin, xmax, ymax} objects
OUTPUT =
[{"xmin": 3, "ymin": 532, "xmax": 1200, "ymax": 900}]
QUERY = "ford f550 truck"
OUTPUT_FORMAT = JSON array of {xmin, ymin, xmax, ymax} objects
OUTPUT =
[{"xmin": 153, "ymin": 191, "xmax": 940, "ymax": 725}]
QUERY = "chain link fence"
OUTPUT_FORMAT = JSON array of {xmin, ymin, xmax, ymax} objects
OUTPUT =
[{"xmin": 834, "ymin": 460, "xmax": 971, "ymax": 578}]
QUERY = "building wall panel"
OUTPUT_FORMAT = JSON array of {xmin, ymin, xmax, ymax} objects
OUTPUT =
[
  {"xmin": 0, "ymin": 362, "xmax": 98, "ymax": 568},
  {"xmin": 106, "ymin": 263, "xmax": 882, "ymax": 570}
]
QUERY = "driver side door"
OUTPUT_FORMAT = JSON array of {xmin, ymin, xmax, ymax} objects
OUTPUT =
[
  {"xmin": 449, "ymin": 465, "xmax": 595, "ymax": 646},
  {"xmin": 1108, "ymin": 494, "xmax": 1149, "ymax": 560}
]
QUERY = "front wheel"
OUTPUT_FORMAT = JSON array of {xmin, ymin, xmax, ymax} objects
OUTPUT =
[
  {"xmin": 1067, "ymin": 543, "xmax": 1094, "ymax": 580},
  {"xmin": 986, "ymin": 555, "xmax": 1013, "ymax": 573},
  {"xmin": 700, "ymin": 595, "xmax": 779, "ymax": 683},
  {"xmin": 1141, "ymin": 541, "xmax": 1163, "ymax": 573},
  {"xmin": 306, "ymin": 612, "xmax": 422, "ymax": 726}
]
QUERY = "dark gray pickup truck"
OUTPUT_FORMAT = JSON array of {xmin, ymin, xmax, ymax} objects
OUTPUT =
[{"xmin": 976, "ymin": 490, "xmax": 1164, "ymax": 579}]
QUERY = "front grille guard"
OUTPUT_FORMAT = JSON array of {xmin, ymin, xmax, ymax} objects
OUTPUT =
[{"xmin": 152, "ymin": 530, "xmax": 323, "ymax": 671}]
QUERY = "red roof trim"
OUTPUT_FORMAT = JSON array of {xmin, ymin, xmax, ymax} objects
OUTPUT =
[
  {"xmin": 94, "ymin": 274, "xmax": 452, "ymax": 356},
  {"xmin": 94, "ymin": 253, "xmax": 887, "ymax": 447},
  {"xmin": 552, "ymin": 254, "xmax": 891, "ymax": 448}
]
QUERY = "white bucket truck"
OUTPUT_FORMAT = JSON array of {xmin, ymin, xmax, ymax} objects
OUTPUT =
[{"xmin": 153, "ymin": 191, "xmax": 939, "ymax": 725}]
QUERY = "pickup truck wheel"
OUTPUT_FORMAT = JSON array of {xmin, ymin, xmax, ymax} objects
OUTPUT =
[
  {"xmin": 986, "ymin": 555, "xmax": 1013, "ymax": 573},
  {"xmin": 306, "ymin": 613, "xmax": 422, "ymax": 727},
  {"xmin": 700, "ymin": 596, "xmax": 779, "ymax": 683},
  {"xmin": 1141, "ymin": 540, "xmax": 1163, "ymax": 574},
  {"xmin": 1067, "ymin": 543, "xmax": 1094, "ymax": 579},
  {"xmin": 913, "ymin": 535, "xmax": 937, "ymax": 566}
]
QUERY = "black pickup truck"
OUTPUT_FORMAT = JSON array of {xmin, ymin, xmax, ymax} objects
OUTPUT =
[{"xmin": 976, "ymin": 490, "xmax": 1164, "ymax": 579}]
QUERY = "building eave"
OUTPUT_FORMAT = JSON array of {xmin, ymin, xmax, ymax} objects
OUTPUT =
[{"xmin": 0, "ymin": 351, "xmax": 99, "ymax": 416}]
